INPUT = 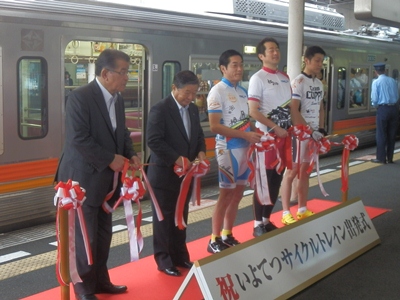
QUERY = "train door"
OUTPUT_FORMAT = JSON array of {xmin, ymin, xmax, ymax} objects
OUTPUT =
[
  {"xmin": 321, "ymin": 57, "xmax": 331, "ymax": 132},
  {"xmin": 64, "ymin": 41, "xmax": 146, "ymax": 157}
]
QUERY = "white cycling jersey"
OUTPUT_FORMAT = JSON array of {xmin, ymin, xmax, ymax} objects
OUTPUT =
[
  {"xmin": 291, "ymin": 72, "xmax": 324, "ymax": 130},
  {"xmin": 248, "ymin": 67, "xmax": 291, "ymax": 132},
  {"xmin": 207, "ymin": 77, "xmax": 250, "ymax": 149}
]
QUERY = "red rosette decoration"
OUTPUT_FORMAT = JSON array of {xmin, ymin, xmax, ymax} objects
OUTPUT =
[
  {"xmin": 341, "ymin": 135, "xmax": 359, "ymax": 193},
  {"xmin": 174, "ymin": 157, "xmax": 191, "ymax": 178},
  {"xmin": 318, "ymin": 138, "xmax": 331, "ymax": 154},
  {"xmin": 174, "ymin": 158, "xmax": 210, "ymax": 229},
  {"xmin": 54, "ymin": 180, "xmax": 92, "ymax": 286}
]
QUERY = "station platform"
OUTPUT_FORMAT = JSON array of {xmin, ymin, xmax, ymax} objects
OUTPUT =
[{"xmin": 1, "ymin": 144, "xmax": 400, "ymax": 299}]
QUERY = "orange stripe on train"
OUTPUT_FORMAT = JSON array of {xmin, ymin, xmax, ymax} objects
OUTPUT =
[
  {"xmin": 332, "ymin": 116, "xmax": 376, "ymax": 135},
  {"xmin": 0, "ymin": 158, "xmax": 58, "ymax": 183}
]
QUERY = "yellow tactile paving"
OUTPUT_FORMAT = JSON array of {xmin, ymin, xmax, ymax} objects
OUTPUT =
[{"xmin": 1, "ymin": 152, "xmax": 397, "ymax": 280}]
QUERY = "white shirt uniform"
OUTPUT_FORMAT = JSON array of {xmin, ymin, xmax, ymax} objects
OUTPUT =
[
  {"xmin": 248, "ymin": 67, "xmax": 292, "ymax": 133},
  {"xmin": 291, "ymin": 72, "xmax": 323, "ymax": 130}
]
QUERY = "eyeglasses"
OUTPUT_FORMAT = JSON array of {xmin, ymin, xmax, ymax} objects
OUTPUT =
[{"xmin": 107, "ymin": 69, "xmax": 129, "ymax": 76}]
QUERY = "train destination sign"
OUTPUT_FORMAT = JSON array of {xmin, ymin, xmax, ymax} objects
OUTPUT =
[{"xmin": 175, "ymin": 198, "xmax": 380, "ymax": 300}]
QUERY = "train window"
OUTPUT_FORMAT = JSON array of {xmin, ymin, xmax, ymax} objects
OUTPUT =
[
  {"xmin": 17, "ymin": 57, "xmax": 48, "ymax": 139},
  {"xmin": 349, "ymin": 66, "xmax": 369, "ymax": 110},
  {"xmin": 337, "ymin": 67, "xmax": 346, "ymax": 109},
  {"xmin": 162, "ymin": 62, "xmax": 181, "ymax": 98}
]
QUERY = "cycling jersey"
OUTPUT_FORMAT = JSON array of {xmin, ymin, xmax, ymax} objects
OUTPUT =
[
  {"xmin": 248, "ymin": 67, "xmax": 291, "ymax": 132},
  {"xmin": 207, "ymin": 77, "xmax": 250, "ymax": 149},
  {"xmin": 291, "ymin": 72, "xmax": 324, "ymax": 130}
]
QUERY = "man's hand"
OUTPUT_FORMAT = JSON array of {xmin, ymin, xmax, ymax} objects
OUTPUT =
[
  {"xmin": 109, "ymin": 154, "xmax": 127, "ymax": 172},
  {"xmin": 175, "ymin": 156, "xmax": 192, "ymax": 171},
  {"xmin": 312, "ymin": 130, "xmax": 324, "ymax": 141},
  {"xmin": 244, "ymin": 131, "xmax": 263, "ymax": 143},
  {"xmin": 129, "ymin": 155, "xmax": 141, "ymax": 170},
  {"xmin": 197, "ymin": 151, "xmax": 207, "ymax": 162},
  {"xmin": 273, "ymin": 126, "xmax": 288, "ymax": 138}
]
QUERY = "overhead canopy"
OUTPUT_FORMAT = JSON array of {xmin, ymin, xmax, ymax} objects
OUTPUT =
[{"xmin": 355, "ymin": 0, "xmax": 400, "ymax": 27}]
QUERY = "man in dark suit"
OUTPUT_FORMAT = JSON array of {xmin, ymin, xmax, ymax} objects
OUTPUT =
[
  {"xmin": 55, "ymin": 49, "xmax": 141, "ymax": 300},
  {"xmin": 146, "ymin": 70, "xmax": 206, "ymax": 277}
]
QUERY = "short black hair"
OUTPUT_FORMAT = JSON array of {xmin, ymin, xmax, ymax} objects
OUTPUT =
[
  {"xmin": 304, "ymin": 46, "xmax": 326, "ymax": 60},
  {"xmin": 95, "ymin": 49, "xmax": 130, "ymax": 76},
  {"xmin": 173, "ymin": 70, "xmax": 199, "ymax": 89},
  {"xmin": 219, "ymin": 49, "xmax": 243, "ymax": 69},
  {"xmin": 256, "ymin": 37, "xmax": 279, "ymax": 57}
]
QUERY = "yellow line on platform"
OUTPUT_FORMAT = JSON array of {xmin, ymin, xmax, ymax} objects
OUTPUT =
[{"xmin": 0, "ymin": 153, "xmax": 396, "ymax": 280}]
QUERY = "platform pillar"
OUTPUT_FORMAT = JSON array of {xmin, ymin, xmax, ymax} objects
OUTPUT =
[{"xmin": 59, "ymin": 208, "xmax": 70, "ymax": 300}]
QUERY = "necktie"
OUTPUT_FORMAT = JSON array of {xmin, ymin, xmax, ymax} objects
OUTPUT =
[{"xmin": 180, "ymin": 106, "xmax": 190, "ymax": 139}]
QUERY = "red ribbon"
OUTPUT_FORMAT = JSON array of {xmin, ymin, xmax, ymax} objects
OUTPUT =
[
  {"xmin": 140, "ymin": 165, "xmax": 163, "ymax": 222},
  {"xmin": 101, "ymin": 160, "xmax": 164, "ymax": 261},
  {"xmin": 247, "ymin": 135, "xmax": 275, "ymax": 205},
  {"xmin": 307, "ymin": 138, "xmax": 331, "ymax": 197},
  {"xmin": 174, "ymin": 158, "xmax": 210, "ymax": 229},
  {"xmin": 340, "ymin": 135, "xmax": 359, "ymax": 193},
  {"xmin": 112, "ymin": 174, "xmax": 146, "ymax": 262},
  {"xmin": 292, "ymin": 125, "xmax": 312, "ymax": 179},
  {"xmin": 54, "ymin": 180, "xmax": 92, "ymax": 286}
]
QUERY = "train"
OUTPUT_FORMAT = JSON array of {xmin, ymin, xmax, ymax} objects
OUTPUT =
[{"xmin": 1, "ymin": 0, "xmax": 399, "ymax": 233}]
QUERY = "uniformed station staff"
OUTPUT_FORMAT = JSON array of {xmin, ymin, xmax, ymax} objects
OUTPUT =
[{"xmin": 371, "ymin": 62, "xmax": 399, "ymax": 164}]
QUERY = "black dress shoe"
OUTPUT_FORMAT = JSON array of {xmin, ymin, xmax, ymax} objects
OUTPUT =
[
  {"xmin": 371, "ymin": 159, "xmax": 386, "ymax": 164},
  {"xmin": 95, "ymin": 283, "xmax": 127, "ymax": 294},
  {"xmin": 75, "ymin": 294, "xmax": 98, "ymax": 300},
  {"xmin": 162, "ymin": 267, "xmax": 181, "ymax": 276},
  {"xmin": 388, "ymin": 160, "xmax": 394, "ymax": 163},
  {"xmin": 176, "ymin": 261, "xmax": 193, "ymax": 269}
]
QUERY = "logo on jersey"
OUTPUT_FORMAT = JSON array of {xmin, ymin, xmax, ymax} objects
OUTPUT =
[
  {"xmin": 228, "ymin": 93, "xmax": 237, "ymax": 103},
  {"xmin": 208, "ymin": 100, "xmax": 221, "ymax": 110},
  {"xmin": 229, "ymin": 111, "xmax": 247, "ymax": 127},
  {"xmin": 306, "ymin": 86, "xmax": 323, "ymax": 103},
  {"xmin": 267, "ymin": 79, "xmax": 279, "ymax": 86}
]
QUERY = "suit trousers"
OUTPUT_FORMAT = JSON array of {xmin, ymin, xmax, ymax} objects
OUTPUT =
[
  {"xmin": 152, "ymin": 187, "xmax": 190, "ymax": 270},
  {"xmin": 376, "ymin": 105, "xmax": 399, "ymax": 162},
  {"xmin": 73, "ymin": 203, "xmax": 113, "ymax": 294}
]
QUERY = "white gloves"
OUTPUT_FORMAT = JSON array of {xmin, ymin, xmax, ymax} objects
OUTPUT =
[{"xmin": 312, "ymin": 130, "xmax": 324, "ymax": 141}]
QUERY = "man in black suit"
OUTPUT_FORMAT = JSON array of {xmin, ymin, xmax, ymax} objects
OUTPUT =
[
  {"xmin": 55, "ymin": 49, "xmax": 141, "ymax": 300},
  {"xmin": 146, "ymin": 70, "xmax": 206, "ymax": 277}
]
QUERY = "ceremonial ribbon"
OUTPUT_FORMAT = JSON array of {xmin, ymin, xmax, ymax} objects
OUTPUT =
[
  {"xmin": 112, "ymin": 173, "xmax": 146, "ymax": 262},
  {"xmin": 54, "ymin": 180, "xmax": 92, "ymax": 286},
  {"xmin": 247, "ymin": 134, "xmax": 275, "ymax": 205},
  {"xmin": 102, "ymin": 159, "xmax": 164, "ymax": 261},
  {"xmin": 339, "ymin": 135, "xmax": 359, "ymax": 193},
  {"xmin": 174, "ymin": 158, "xmax": 210, "ymax": 229},
  {"xmin": 292, "ymin": 125, "xmax": 312, "ymax": 179},
  {"xmin": 307, "ymin": 138, "xmax": 331, "ymax": 197}
]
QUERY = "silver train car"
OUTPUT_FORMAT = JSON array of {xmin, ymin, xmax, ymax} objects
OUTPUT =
[{"xmin": 0, "ymin": 0, "xmax": 399, "ymax": 232}]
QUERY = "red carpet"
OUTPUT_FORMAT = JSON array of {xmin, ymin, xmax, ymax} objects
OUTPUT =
[{"xmin": 23, "ymin": 199, "xmax": 389, "ymax": 300}]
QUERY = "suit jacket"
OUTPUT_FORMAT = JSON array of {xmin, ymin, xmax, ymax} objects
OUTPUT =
[
  {"xmin": 146, "ymin": 94, "xmax": 206, "ymax": 191},
  {"xmin": 55, "ymin": 79, "xmax": 136, "ymax": 206}
]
